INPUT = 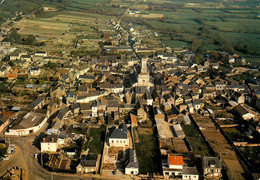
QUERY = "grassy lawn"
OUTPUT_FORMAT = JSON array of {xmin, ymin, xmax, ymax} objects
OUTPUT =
[
  {"xmin": 181, "ymin": 122, "xmax": 212, "ymax": 156},
  {"xmin": 84, "ymin": 126, "xmax": 106, "ymax": 160},
  {"xmin": 162, "ymin": 40, "xmax": 189, "ymax": 48},
  {"xmin": 0, "ymin": 82, "xmax": 9, "ymax": 93},
  {"xmin": 238, "ymin": 146, "xmax": 260, "ymax": 172},
  {"xmin": 135, "ymin": 129, "xmax": 161, "ymax": 175},
  {"xmin": 223, "ymin": 127, "xmax": 249, "ymax": 142}
]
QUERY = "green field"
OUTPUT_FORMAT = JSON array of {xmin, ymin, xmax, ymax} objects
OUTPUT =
[
  {"xmin": 0, "ymin": 0, "xmax": 41, "ymax": 14},
  {"xmin": 127, "ymin": 0, "xmax": 260, "ymax": 61},
  {"xmin": 182, "ymin": 122, "xmax": 212, "ymax": 157},
  {"xmin": 238, "ymin": 146, "xmax": 260, "ymax": 172},
  {"xmin": 136, "ymin": 128, "xmax": 161, "ymax": 175},
  {"xmin": 84, "ymin": 126, "xmax": 106, "ymax": 160}
]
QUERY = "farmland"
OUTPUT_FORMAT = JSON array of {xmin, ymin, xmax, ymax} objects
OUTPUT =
[{"xmin": 124, "ymin": 0, "xmax": 260, "ymax": 61}]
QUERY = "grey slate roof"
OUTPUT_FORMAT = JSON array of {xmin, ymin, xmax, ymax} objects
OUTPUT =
[
  {"xmin": 27, "ymin": 96, "xmax": 45, "ymax": 109},
  {"xmin": 80, "ymin": 159, "xmax": 97, "ymax": 167},
  {"xmin": 203, "ymin": 156, "xmax": 222, "ymax": 169},
  {"xmin": 126, "ymin": 149, "xmax": 139, "ymax": 169},
  {"xmin": 110, "ymin": 124, "xmax": 127, "ymax": 139}
]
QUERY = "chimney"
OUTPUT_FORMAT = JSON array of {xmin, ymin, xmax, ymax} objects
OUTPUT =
[
  {"xmin": 51, "ymin": 138, "xmax": 54, "ymax": 142},
  {"xmin": 43, "ymin": 138, "xmax": 45, "ymax": 142}
]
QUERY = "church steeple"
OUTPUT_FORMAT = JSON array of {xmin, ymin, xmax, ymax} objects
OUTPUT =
[{"xmin": 141, "ymin": 58, "xmax": 148, "ymax": 74}]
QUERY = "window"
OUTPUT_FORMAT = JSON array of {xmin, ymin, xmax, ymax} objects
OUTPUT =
[
  {"xmin": 111, "ymin": 140, "xmax": 114, "ymax": 143},
  {"xmin": 120, "ymin": 141, "xmax": 122, "ymax": 143}
]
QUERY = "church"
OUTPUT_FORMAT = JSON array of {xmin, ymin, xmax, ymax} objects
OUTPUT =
[{"xmin": 132, "ymin": 58, "xmax": 154, "ymax": 88}]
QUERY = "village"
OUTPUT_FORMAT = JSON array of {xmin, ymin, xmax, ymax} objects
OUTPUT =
[{"xmin": 0, "ymin": 5, "xmax": 259, "ymax": 180}]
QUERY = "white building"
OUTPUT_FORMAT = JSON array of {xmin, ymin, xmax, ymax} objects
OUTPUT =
[
  {"xmin": 109, "ymin": 124, "xmax": 129, "ymax": 148},
  {"xmin": 182, "ymin": 167, "xmax": 199, "ymax": 180},
  {"xmin": 163, "ymin": 155, "xmax": 184, "ymax": 177},
  {"xmin": 5, "ymin": 112, "xmax": 47, "ymax": 136},
  {"xmin": 40, "ymin": 135, "xmax": 59, "ymax": 152},
  {"xmin": 125, "ymin": 149, "xmax": 139, "ymax": 175},
  {"xmin": 77, "ymin": 92, "xmax": 103, "ymax": 103}
]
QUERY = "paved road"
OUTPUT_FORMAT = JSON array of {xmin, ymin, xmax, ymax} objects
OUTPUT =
[{"xmin": 0, "ymin": 124, "xmax": 133, "ymax": 180}]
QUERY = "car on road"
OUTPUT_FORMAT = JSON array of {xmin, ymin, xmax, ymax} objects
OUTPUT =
[{"xmin": 3, "ymin": 156, "xmax": 9, "ymax": 160}]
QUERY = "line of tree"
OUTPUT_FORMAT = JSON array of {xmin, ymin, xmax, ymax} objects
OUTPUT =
[
  {"xmin": 42, "ymin": 0, "xmax": 73, "ymax": 6},
  {"xmin": 3, "ymin": 29, "xmax": 44, "ymax": 46}
]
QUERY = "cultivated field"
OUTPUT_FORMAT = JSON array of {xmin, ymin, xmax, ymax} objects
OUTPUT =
[
  {"xmin": 129, "ymin": 13, "xmax": 164, "ymax": 19},
  {"xmin": 13, "ymin": 19, "xmax": 68, "ymax": 37},
  {"xmin": 192, "ymin": 114, "xmax": 245, "ymax": 180},
  {"xmin": 127, "ymin": 0, "xmax": 260, "ymax": 61}
]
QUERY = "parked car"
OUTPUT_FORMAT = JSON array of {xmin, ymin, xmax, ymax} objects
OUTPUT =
[{"xmin": 3, "ymin": 156, "xmax": 9, "ymax": 160}]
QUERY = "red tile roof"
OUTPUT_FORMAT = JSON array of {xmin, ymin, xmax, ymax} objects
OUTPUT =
[{"xmin": 168, "ymin": 155, "xmax": 184, "ymax": 165}]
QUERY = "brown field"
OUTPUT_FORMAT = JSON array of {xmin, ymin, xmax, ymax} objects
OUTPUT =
[
  {"xmin": 138, "ymin": 127, "xmax": 153, "ymax": 135},
  {"xmin": 50, "ymin": 14, "xmax": 96, "ymax": 24},
  {"xmin": 184, "ymin": 2, "xmax": 226, "ymax": 8},
  {"xmin": 129, "ymin": 13, "xmax": 164, "ymax": 19},
  {"xmin": 14, "ymin": 19, "xmax": 68, "ymax": 37}
]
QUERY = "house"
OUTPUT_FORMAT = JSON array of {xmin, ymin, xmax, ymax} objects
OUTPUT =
[
  {"xmin": 154, "ymin": 108, "xmax": 165, "ymax": 121},
  {"xmin": 163, "ymin": 155, "xmax": 184, "ymax": 178},
  {"xmin": 146, "ymin": 93, "xmax": 153, "ymax": 105},
  {"xmin": 125, "ymin": 149, "xmax": 139, "ymax": 174},
  {"xmin": 233, "ymin": 105, "xmax": 255, "ymax": 121},
  {"xmin": 77, "ymin": 92, "xmax": 101, "ymax": 103},
  {"xmin": 99, "ymin": 83, "xmax": 124, "ymax": 93},
  {"xmin": 193, "ymin": 100, "xmax": 201, "ymax": 111},
  {"xmin": 76, "ymin": 159, "xmax": 97, "ymax": 174},
  {"xmin": 109, "ymin": 124, "xmax": 129, "ymax": 148},
  {"xmin": 21, "ymin": 55, "xmax": 31, "ymax": 62},
  {"xmin": 27, "ymin": 96, "xmax": 45, "ymax": 110},
  {"xmin": 233, "ymin": 92, "xmax": 245, "ymax": 104},
  {"xmin": 211, "ymin": 62, "xmax": 219, "ymax": 69},
  {"xmin": 29, "ymin": 67, "xmax": 41, "ymax": 76},
  {"xmin": 175, "ymin": 95, "xmax": 183, "ymax": 106},
  {"xmin": 0, "ymin": 115, "xmax": 13, "ymax": 133},
  {"xmin": 215, "ymin": 82, "xmax": 226, "ymax": 90},
  {"xmin": 40, "ymin": 134, "xmax": 59, "ymax": 152},
  {"xmin": 34, "ymin": 51, "xmax": 47, "ymax": 57},
  {"xmin": 66, "ymin": 91, "xmax": 77, "ymax": 104},
  {"xmin": 203, "ymin": 156, "xmax": 222, "ymax": 179},
  {"xmin": 187, "ymin": 103, "xmax": 194, "ymax": 113},
  {"xmin": 79, "ymin": 75, "xmax": 95, "ymax": 84},
  {"xmin": 56, "ymin": 107, "xmax": 71, "ymax": 121},
  {"xmin": 0, "ymin": 66, "xmax": 9, "ymax": 76},
  {"xmin": 182, "ymin": 167, "xmax": 199, "ymax": 180},
  {"xmin": 72, "ymin": 103, "xmax": 80, "ymax": 116}
]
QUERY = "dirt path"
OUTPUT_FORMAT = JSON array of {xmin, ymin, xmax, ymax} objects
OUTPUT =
[{"xmin": 192, "ymin": 113, "xmax": 245, "ymax": 180}]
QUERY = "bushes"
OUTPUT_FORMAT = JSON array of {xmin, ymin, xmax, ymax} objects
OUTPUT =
[{"xmin": 3, "ymin": 28, "xmax": 44, "ymax": 46}]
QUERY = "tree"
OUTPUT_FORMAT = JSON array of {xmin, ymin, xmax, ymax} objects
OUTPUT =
[
  {"xmin": 6, "ymin": 28, "xmax": 22, "ymax": 44},
  {"xmin": 191, "ymin": 39, "xmax": 201, "ymax": 52},
  {"xmin": 23, "ymin": 35, "xmax": 36, "ymax": 45},
  {"xmin": 0, "ymin": 146, "xmax": 7, "ymax": 157}
]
